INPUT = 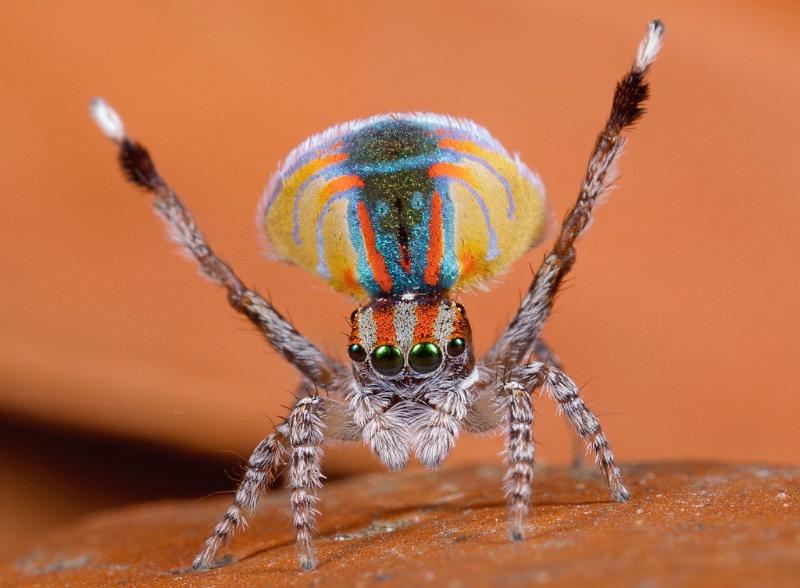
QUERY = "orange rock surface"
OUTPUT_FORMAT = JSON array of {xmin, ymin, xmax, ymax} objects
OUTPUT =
[{"xmin": 3, "ymin": 462, "xmax": 798, "ymax": 587}]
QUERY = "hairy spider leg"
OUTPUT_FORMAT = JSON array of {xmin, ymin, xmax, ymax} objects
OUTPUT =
[
  {"xmin": 484, "ymin": 19, "xmax": 664, "ymax": 368},
  {"xmin": 90, "ymin": 97, "xmax": 343, "ymax": 389},
  {"xmin": 469, "ymin": 20, "xmax": 664, "ymax": 540}
]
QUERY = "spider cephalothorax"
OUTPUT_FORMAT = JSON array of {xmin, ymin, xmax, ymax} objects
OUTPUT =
[
  {"xmin": 348, "ymin": 295, "xmax": 474, "ymax": 384},
  {"xmin": 91, "ymin": 19, "xmax": 664, "ymax": 573}
]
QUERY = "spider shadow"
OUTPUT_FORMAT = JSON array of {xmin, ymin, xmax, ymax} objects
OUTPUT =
[{"xmin": 231, "ymin": 490, "xmax": 617, "ymax": 573}]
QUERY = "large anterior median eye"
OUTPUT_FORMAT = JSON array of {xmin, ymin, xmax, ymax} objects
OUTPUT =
[
  {"xmin": 371, "ymin": 345, "xmax": 404, "ymax": 376},
  {"xmin": 409, "ymin": 342, "xmax": 442, "ymax": 374}
]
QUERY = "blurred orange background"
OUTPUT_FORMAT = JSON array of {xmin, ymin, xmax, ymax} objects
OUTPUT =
[{"xmin": 1, "ymin": 0, "xmax": 798, "ymax": 554}]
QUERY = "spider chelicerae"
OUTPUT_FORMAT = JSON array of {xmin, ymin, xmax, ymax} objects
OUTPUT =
[{"xmin": 91, "ymin": 20, "xmax": 663, "ymax": 573}]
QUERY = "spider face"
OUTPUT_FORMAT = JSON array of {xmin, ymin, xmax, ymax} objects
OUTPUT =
[{"xmin": 348, "ymin": 294, "xmax": 473, "ymax": 383}]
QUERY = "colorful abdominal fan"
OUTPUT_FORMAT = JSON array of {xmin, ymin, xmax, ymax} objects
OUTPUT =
[{"xmin": 259, "ymin": 113, "xmax": 547, "ymax": 300}]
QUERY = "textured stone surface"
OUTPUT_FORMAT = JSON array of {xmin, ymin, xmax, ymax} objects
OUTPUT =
[{"xmin": 2, "ymin": 462, "xmax": 799, "ymax": 587}]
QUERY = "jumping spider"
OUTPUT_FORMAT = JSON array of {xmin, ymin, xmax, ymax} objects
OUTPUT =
[{"xmin": 90, "ymin": 20, "xmax": 664, "ymax": 572}]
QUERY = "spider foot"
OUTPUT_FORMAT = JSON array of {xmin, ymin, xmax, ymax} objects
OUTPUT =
[
  {"xmin": 298, "ymin": 546, "xmax": 318, "ymax": 572},
  {"xmin": 508, "ymin": 515, "xmax": 526, "ymax": 542},
  {"xmin": 613, "ymin": 483, "xmax": 632, "ymax": 503}
]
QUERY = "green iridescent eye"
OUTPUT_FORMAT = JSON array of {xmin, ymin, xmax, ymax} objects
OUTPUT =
[
  {"xmin": 446, "ymin": 337, "xmax": 466, "ymax": 357},
  {"xmin": 371, "ymin": 345, "xmax": 404, "ymax": 376},
  {"xmin": 348, "ymin": 343, "xmax": 367, "ymax": 362},
  {"xmin": 409, "ymin": 342, "xmax": 442, "ymax": 373}
]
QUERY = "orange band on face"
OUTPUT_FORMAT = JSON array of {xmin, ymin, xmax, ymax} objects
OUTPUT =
[
  {"xmin": 413, "ymin": 300, "xmax": 440, "ymax": 343},
  {"xmin": 372, "ymin": 303, "xmax": 397, "ymax": 346}
]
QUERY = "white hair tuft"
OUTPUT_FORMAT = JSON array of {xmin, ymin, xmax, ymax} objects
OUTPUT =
[
  {"xmin": 635, "ymin": 19, "xmax": 665, "ymax": 72},
  {"xmin": 90, "ymin": 97, "xmax": 127, "ymax": 142}
]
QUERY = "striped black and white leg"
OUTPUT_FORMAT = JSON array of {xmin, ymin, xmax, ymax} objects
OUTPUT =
[
  {"xmin": 532, "ymin": 338, "xmax": 585, "ymax": 471},
  {"xmin": 543, "ymin": 367, "xmax": 629, "ymax": 502},
  {"xmin": 484, "ymin": 361, "xmax": 629, "ymax": 542},
  {"xmin": 89, "ymin": 98, "xmax": 342, "ymax": 390},
  {"xmin": 286, "ymin": 396, "xmax": 326, "ymax": 571},
  {"xmin": 497, "ymin": 378, "xmax": 537, "ymax": 541},
  {"xmin": 192, "ymin": 433, "xmax": 286, "ymax": 571}
]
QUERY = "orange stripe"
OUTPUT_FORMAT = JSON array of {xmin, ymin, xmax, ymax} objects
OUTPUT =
[
  {"xmin": 428, "ymin": 161, "xmax": 477, "ymax": 188},
  {"xmin": 424, "ymin": 191, "xmax": 443, "ymax": 287},
  {"xmin": 372, "ymin": 303, "xmax": 397, "ymax": 346},
  {"xmin": 321, "ymin": 174, "xmax": 364, "ymax": 201},
  {"xmin": 349, "ymin": 304, "xmax": 361, "ymax": 345},
  {"xmin": 342, "ymin": 268, "xmax": 360, "ymax": 294},
  {"xmin": 310, "ymin": 152, "xmax": 347, "ymax": 173},
  {"xmin": 358, "ymin": 201, "xmax": 393, "ymax": 293},
  {"xmin": 459, "ymin": 251, "xmax": 476, "ymax": 282},
  {"xmin": 413, "ymin": 301, "xmax": 440, "ymax": 342},
  {"xmin": 325, "ymin": 151, "xmax": 348, "ymax": 162},
  {"xmin": 438, "ymin": 138, "xmax": 486, "ymax": 157}
]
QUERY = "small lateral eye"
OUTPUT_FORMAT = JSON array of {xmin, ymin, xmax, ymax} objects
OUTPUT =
[
  {"xmin": 455, "ymin": 303, "xmax": 466, "ymax": 316},
  {"xmin": 371, "ymin": 345, "xmax": 404, "ymax": 376},
  {"xmin": 409, "ymin": 342, "xmax": 442, "ymax": 374},
  {"xmin": 446, "ymin": 337, "xmax": 466, "ymax": 357},
  {"xmin": 349, "ymin": 309, "xmax": 359, "ymax": 323},
  {"xmin": 348, "ymin": 343, "xmax": 367, "ymax": 362}
]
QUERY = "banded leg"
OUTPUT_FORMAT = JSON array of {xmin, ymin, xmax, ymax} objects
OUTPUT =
[
  {"xmin": 192, "ymin": 433, "xmax": 286, "ymax": 571},
  {"xmin": 544, "ymin": 367, "xmax": 629, "ymax": 501},
  {"xmin": 286, "ymin": 396, "xmax": 326, "ymax": 571},
  {"xmin": 497, "ymin": 379, "xmax": 537, "ymax": 541},
  {"xmin": 468, "ymin": 362, "xmax": 628, "ymax": 540},
  {"xmin": 89, "ymin": 99, "xmax": 341, "ymax": 388},
  {"xmin": 504, "ymin": 362, "xmax": 628, "ymax": 501},
  {"xmin": 532, "ymin": 339, "xmax": 584, "ymax": 470},
  {"xmin": 483, "ymin": 20, "xmax": 664, "ymax": 368},
  {"xmin": 193, "ymin": 390, "xmax": 349, "ymax": 573}
]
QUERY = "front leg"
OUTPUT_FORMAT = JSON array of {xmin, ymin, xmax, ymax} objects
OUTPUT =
[
  {"xmin": 90, "ymin": 99, "xmax": 341, "ymax": 388},
  {"xmin": 285, "ymin": 396, "xmax": 326, "ymax": 571},
  {"xmin": 505, "ymin": 363, "xmax": 629, "ymax": 502},
  {"xmin": 193, "ymin": 392, "xmax": 355, "ymax": 573},
  {"xmin": 496, "ymin": 378, "xmax": 536, "ymax": 541}
]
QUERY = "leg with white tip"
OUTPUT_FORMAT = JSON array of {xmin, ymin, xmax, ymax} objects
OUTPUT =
[
  {"xmin": 89, "ymin": 98, "xmax": 342, "ymax": 389},
  {"xmin": 482, "ymin": 20, "xmax": 665, "ymax": 368}
]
